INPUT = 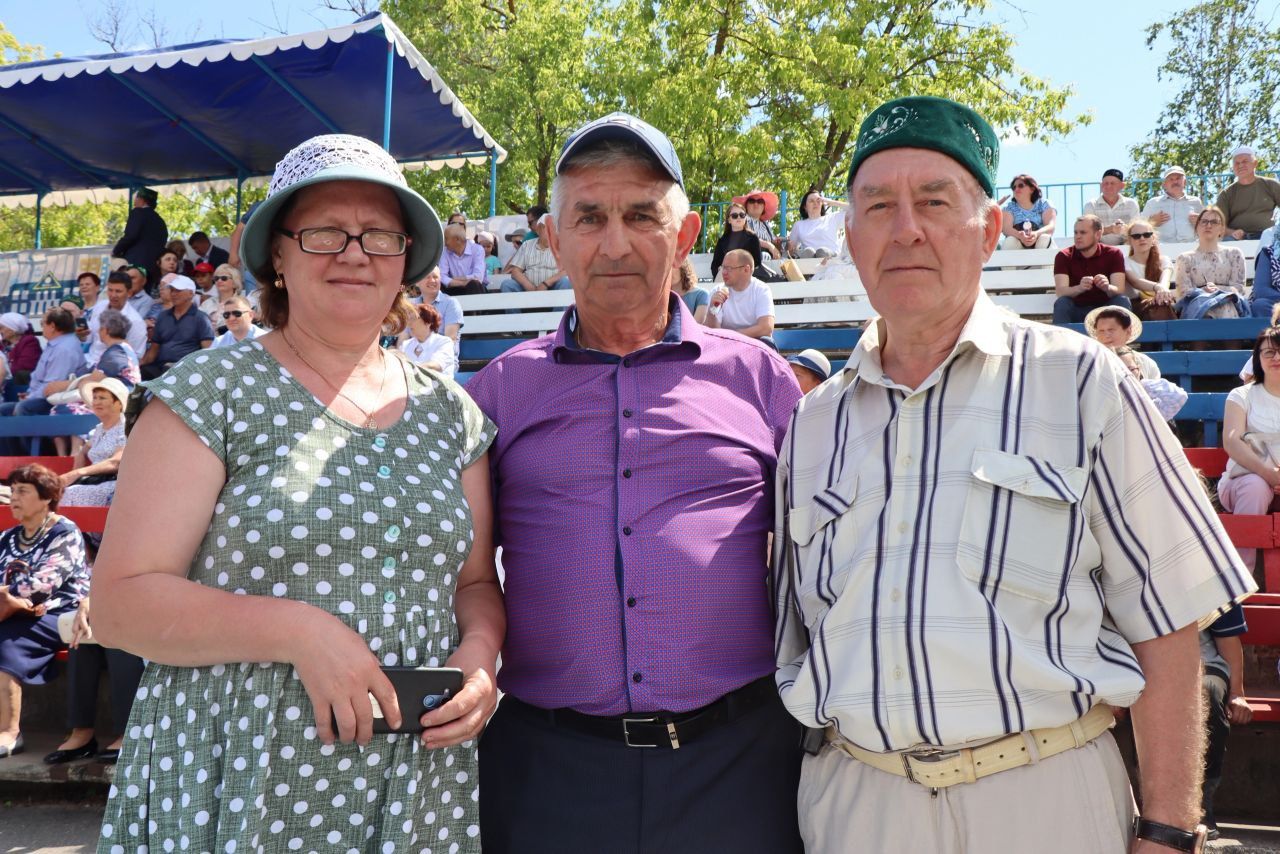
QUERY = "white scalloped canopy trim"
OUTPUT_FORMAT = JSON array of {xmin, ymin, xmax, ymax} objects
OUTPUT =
[{"xmin": 0, "ymin": 15, "xmax": 506, "ymax": 161}]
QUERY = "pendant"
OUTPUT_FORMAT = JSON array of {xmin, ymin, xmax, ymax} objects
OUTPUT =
[{"xmin": 365, "ymin": 415, "xmax": 378, "ymax": 429}]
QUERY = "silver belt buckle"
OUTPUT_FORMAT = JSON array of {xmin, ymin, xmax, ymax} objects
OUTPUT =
[
  {"xmin": 623, "ymin": 716, "xmax": 660, "ymax": 748},
  {"xmin": 900, "ymin": 747, "xmax": 957, "ymax": 784},
  {"xmin": 622, "ymin": 716, "xmax": 681, "ymax": 749}
]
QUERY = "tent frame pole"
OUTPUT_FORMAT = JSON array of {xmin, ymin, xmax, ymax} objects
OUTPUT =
[
  {"xmin": 382, "ymin": 43, "xmax": 394, "ymax": 150},
  {"xmin": 34, "ymin": 192, "xmax": 44, "ymax": 249},
  {"xmin": 489, "ymin": 150, "xmax": 498, "ymax": 218},
  {"xmin": 235, "ymin": 176, "xmax": 243, "ymax": 221}
]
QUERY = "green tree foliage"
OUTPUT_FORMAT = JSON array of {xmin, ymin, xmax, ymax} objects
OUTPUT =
[
  {"xmin": 1128, "ymin": 0, "xmax": 1280, "ymax": 190},
  {"xmin": 390, "ymin": 0, "xmax": 1088, "ymax": 217}
]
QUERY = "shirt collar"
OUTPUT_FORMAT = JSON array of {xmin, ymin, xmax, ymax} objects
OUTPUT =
[
  {"xmin": 845, "ymin": 290, "xmax": 1012, "ymax": 387},
  {"xmin": 552, "ymin": 292, "xmax": 702, "ymax": 363}
]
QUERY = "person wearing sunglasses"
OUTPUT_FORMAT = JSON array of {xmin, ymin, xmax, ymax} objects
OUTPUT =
[
  {"xmin": 1172, "ymin": 206, "xmax": 1249, "ymax": 319},
  {"xmin": 710, "ymin": 202, "xmax": 766, "ymax": 280},
  {"xmin": 210, "ymin": 296, "xmax": 266, "ymax": 349},
  {"xmin": 200, "ymin": 264, "xmax": 255, "ymax": 332},
  {"xmin": 1124, "ymin": 219, "xmax": 1177, "ymax": 320},
  {"xmin": 999, "ymin": 173, "xmax": 1055, "ymax": 250}
]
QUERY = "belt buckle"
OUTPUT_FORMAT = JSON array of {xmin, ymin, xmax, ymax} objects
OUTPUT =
[
  {"xmin": 900, "ymin": 747, "xmax": 957, "ymax": 784},
  {"xmin": 622, "ymin": 716, "xmax": 681, "ymax": 749}
]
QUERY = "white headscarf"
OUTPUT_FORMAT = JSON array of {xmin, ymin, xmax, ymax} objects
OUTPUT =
[{"xmin": 0, "ymin": 312, "xmax": 30, "ymax": 334}]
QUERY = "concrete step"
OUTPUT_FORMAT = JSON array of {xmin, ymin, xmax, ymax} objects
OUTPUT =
[{"xmin": 0, "ymin": 731, "xmax": 115, "ymax": 789}]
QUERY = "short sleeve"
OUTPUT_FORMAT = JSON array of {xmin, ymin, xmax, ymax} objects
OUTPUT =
[
  {"xmin": 1053, "ymin": 250, "xmax": 1070, "ymax": 276},
  {"xmin": 1106, "ymin": 247, "xmax": 1126, "ymax": 276},
  {"xmin": 1208, "ymin": 601, "xmax": 1247, "ymax": 638},
  {"xmin": 142, "ymin": 351, "xmax": 230, "ymax": 466},
  {"xmin": 690, "ymin": 288, "xmax": 710, "ymax": 310},
  {"xmin": 196, "ymin": 311, "xmax": 215, "ymax": 341},
  {"xmin": 428, "ymin": 371, "xmax": 496, "ymax": 469},
  {"xmin": 98, "ymin": 345, "xmax": 128, "ymax": 381},
  {"xmin": 1226, "ymin": 384, "xmax": 1249, "ymax": 415},
  {"xmin": 756, "ymin": 285, "xmax": 775, "ymax": 318}
]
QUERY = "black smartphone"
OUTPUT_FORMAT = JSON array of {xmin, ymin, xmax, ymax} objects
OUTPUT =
[{"xmin": 335, "ymin": 666, "xmax": 464, "ymax": 735}]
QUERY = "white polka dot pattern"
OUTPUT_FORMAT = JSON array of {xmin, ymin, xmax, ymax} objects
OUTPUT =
[{"xmin": 97, "ymin": 341, "xmax": 494, "ymax": 853}]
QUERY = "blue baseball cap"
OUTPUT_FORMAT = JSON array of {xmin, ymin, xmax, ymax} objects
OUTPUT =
[{"xmin": 557, "ymin": 112, "xmax": 684, "ymax": 188}]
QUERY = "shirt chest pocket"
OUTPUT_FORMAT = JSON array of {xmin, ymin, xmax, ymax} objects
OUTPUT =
[
  {"xmin": 956, "ymin": 448, "xmax": 1089, "ymax": 605},
  {"xmin": 787, "ymin": 471, "xmax": 860, "ymax": 606}
]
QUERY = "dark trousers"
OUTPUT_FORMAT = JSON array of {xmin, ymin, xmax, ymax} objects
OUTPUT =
[
  {"xmin": 1052, "ymin": 294, "xmax": 1133, "ymax": 325},
  {"xmin": 66, "ymin": 645, "xmax": 144, "ymax": 733},
  {"xmin": 443, "ymin": 279, "xmax": 487, "ymax": 296},
  {"xmin": 1202, "ymin": 673, "xmax": 1231, "ymax": 827},
  {"xmin": 479, "ymin": 689, "xmax": 804, "ymax": 854}
]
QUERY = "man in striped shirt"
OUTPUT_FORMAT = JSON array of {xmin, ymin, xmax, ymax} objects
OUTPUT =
[{"xmin": 773, "ymin": 96, "xmax": 1256, "ymax": 853}]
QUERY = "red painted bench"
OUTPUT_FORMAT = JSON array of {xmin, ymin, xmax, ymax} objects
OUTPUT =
[{"xmin": 0, "ymin": 455, "xmax": 74, "ymax": 478}]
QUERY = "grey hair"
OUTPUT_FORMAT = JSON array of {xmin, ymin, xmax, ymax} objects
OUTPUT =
[
  {"xmin": 444, "ymin": 223, "xmax": 467, "ymax": 240},
  {"xmin": 550, "ymin": 139, "xmax": 690, "ymax": 226},
  {"xmin": 213, "ymin": 263, "xmax": 242, "ymax": 293},
  {"xmin": 98, "ymin": 309, "xmax": 132, "ymax": 340}
]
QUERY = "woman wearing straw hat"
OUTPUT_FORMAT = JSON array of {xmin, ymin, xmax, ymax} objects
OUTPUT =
[
  {"xmin": 1084, "ymin": 304, "xmax": 1160, "ymax": 380},
  {"xmin": 91, "ymin": 134, "xmax": 502, "ymax": 853}
]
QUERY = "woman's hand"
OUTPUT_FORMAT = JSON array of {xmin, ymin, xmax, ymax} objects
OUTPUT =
[
  {"xmin": 288, "ymin": 609, "xmax": 401, "ymax": 746},
  {"xmin": 70, "ymin": 601, "xmax": 91, "ymax": 648},
  {"xmin": 420, "ymin": 645, "xmax": 498, "ymax": 749}
]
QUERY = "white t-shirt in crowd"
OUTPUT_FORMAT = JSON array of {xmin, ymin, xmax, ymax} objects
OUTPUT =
[
  {"xmin": 789, "ymin": 212, "xmax": 844, "ymax": 256},
  {"xmin": 1123, "ymin": 253, "xmax": 1171, "ymax": 300},
  {"xmin": 717, "ymin": 278, "xmax": 775, "ymax": 331},
  {"xmin": 399, "ymin": 333, "xmax": 458, "ymax": 378},
  {"xmin": 212, "ymin": 325, "xmax": 268, "ymax": 348},
  {"xmin": 1225, "ymin": 382, "xmax": 1280, "ymax": 479}
]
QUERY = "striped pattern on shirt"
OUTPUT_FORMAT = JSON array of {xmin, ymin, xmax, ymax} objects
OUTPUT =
[{"xmin": 773, "ymin": 293, "xmax": 1256, "ymax": 752}]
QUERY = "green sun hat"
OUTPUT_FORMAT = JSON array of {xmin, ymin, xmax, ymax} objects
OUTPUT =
[
  {"xmin": 846, "ymin": 96, "xmax": 1000, "ymax": 197},
  {"xmin": 240, "ymin": 134, "xmax": 443, "ymax": 285}
]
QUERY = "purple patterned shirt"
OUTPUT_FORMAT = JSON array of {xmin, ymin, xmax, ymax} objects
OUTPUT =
[{"xmin": 466, "ymin": 295, "xmax": 802, "ymax": 715}]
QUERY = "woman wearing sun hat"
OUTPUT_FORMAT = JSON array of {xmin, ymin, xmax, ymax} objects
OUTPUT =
[
  {"xmin": 59, "ymin": 377, "xmax": 129, "ymax": 508},
  {"xmin": 1084, "ymin": 303, "xmax": 1161, "ymax": 380},
  {"xmin": 92, "ymin": 134, "xmax": 503, "ymax": 853}
]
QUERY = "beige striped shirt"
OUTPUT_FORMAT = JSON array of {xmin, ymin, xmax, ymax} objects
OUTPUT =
[{"xmin": 773, "ymin": 292, "xmax": 1255, "ymax": 752}]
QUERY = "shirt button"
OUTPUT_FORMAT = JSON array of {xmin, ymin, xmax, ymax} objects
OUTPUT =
[
  {"xmin": 632, "ymin": 672, "xmax": 643, "ymax": 683},
  {"xmin": 901, "ymin": 456, "xmax": 913, "ymax": 468},
  {"xmin": 893, "ymin": 667, "xmax": 904, "ymax": 680},
  {"xmin": 384, "ymin": 591, "xmax": 396, "ymax": 604},
  {"xmin": 384, "ymin": 525, "xmax": 401, "ymax": 543},
  {"xmin": 377, "ymin": 465, "xmax": 391, "ymax": 479},
  {"xmin": 623, "ymin": 409, "xmax": 634, "ymax": 418},
  {"xmin": 890, "ymin": 588, "xmax": 902, "ymax": 602},
  {"xmin": 372, "ymin": 436, "xmax": 387, "ymax": 449},
  {"xmin": 897, "ymin": 521, "xmax": 908, "ymax": 534},
  {"xmin": 623, "ymin": 526, "xmax": 632, "ymax": 536},
  {"xmin": 626, "ymin": 596, "xmax": 637, "ymax": 608},
  {"xmin": 383, "ymin": 557, "xmax": 396, "ymax": 570},
  {"xmin": 622, "ymin": 468, "xmax": 632, "ymax": 479}
]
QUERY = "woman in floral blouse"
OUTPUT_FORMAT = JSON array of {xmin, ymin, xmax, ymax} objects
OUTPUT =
[
  {"xmin": 0, "ymin": 464, "xmax": 90, "ymax": 758},
  {"xmin": 1173, "ymin": 206, "xmax": 1249, "ymax": 319}
]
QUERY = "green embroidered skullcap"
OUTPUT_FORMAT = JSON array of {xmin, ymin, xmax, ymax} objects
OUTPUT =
[{"xmin": 847, "ymin": 96, "xmax": 999, "ymax": 197}]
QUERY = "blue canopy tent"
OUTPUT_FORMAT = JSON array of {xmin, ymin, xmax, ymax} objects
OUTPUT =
[{"xmin": 0, "ymin": 13, "xmax": 507, "ymax": 245}]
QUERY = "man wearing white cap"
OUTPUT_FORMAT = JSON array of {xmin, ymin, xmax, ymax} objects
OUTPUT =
[
  {"xmin": 1215, "ymin": 145, "xmax": 1280, "ymax": 240},
  {"xmin": 785, "ymin": 348, "xmax": 831, "ymax": 394},
  {"xmin": 1142, "ymin": 166, "xmax": 1205, "ymax": 244},
  {"xmin": 139, "ymin": 274, "xmax": 213, "ymax": 379}
]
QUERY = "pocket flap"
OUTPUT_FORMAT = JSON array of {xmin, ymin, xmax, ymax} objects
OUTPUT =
[
  {"xmin": 970, "ymin": 448, "xmax": 1086, "ymax": 504},
  {"xmin": 788, "ymin": 472, "xmax": 859, "ymax": 546}
]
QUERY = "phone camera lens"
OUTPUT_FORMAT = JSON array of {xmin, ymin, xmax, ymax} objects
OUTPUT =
[{"xmin": 423, "ymin": 694, "xmax": 442, "ymax": 710}]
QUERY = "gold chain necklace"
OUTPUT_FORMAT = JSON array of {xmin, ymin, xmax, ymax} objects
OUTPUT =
[{"xmin": 281, "ymin": 333, "xmax": 388, "ymax": 429}]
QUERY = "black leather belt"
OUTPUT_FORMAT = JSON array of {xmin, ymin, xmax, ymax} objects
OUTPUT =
[{"xmin": 506, "ymin": 674, "xmax": 778, "ymax": 749}]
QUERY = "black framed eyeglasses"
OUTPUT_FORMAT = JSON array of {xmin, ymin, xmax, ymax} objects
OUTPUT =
[
  {"xmin": 728, "ymin": 212, "xmax": 747, "ymax": 220},
  {"xmin": 1129, "ymin": 231, "xmax": 1154, "ymax": 240},
  {"xmin": 222, "ymin": 310, "xmax": 247, "ymax": 319},
  {"xmin": 213, "ymin": 274, "xmax": 234, "ymax": 282},
  {"xmin": 276, "ymin": 227, "xmax": 411, "ymax": 256}
]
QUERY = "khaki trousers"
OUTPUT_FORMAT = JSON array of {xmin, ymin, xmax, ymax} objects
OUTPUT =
[{"xmin": 798, "ymin": 731, "xmax": 1136, "ymax": 853}]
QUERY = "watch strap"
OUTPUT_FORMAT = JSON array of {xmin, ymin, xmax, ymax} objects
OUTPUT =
[{"xmin": 1133, "ymin": 817, "xmax": 1204, "ymax": 852}]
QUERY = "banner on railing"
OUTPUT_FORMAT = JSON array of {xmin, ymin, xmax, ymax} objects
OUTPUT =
[{"xmin": 0, "ymin": 244, "xmax": 112, "ymax": 317}]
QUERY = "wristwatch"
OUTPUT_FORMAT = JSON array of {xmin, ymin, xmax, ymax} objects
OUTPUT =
[{"xmin": 1133, "ymin": 817, "xmax": 1208, "ymax": 853}]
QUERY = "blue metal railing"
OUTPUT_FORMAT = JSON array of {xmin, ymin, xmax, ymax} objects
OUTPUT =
[{"xmin": 692, "ymin": 171, "xmax": 1279, "ymax": 252}]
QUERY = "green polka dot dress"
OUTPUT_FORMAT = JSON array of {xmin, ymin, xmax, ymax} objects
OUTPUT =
[{"xmin": 97, "ymin": 340, "xmax": 495, "ymax": 854}]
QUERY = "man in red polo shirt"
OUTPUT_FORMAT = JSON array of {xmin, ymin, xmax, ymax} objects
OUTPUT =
[{"xmin": 1051, "ymin": 214, "xmax": 1130, "ymax": 324}]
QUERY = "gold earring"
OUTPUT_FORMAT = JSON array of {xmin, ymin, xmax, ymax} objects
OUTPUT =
[{"xmin": 274, "ymin": 274, "xmax": 286, "ymax": 290}]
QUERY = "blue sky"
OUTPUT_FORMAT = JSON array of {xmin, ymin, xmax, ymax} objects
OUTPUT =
[{"xmin": 2, "ymin": 0, "xmax": 1277, "ymax": 190}]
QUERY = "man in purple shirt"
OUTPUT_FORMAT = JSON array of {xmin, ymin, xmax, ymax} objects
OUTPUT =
[
  {"xmin": 466, "ymin": 113, "xmax": 804, "ymax": 853},
  {"xmin": 438, "ymin": 223, "xmax": 487, "ymax": 295}
]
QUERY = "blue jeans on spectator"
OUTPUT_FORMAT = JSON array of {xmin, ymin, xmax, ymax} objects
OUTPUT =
[
  {"xmin": 499, "ymin": 277, "xmax": 570, "ymax": 313},
  {"xmin": 1052, "ymin": 294, "xmax": 1132, "ymax": 325},
  {"xmin": 499, "ymin": 276, "xmax": 570, "ymax": 293},
  {"xmin": 0, "ymin": 396, "xmax": 52, "ymax": 455}
]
